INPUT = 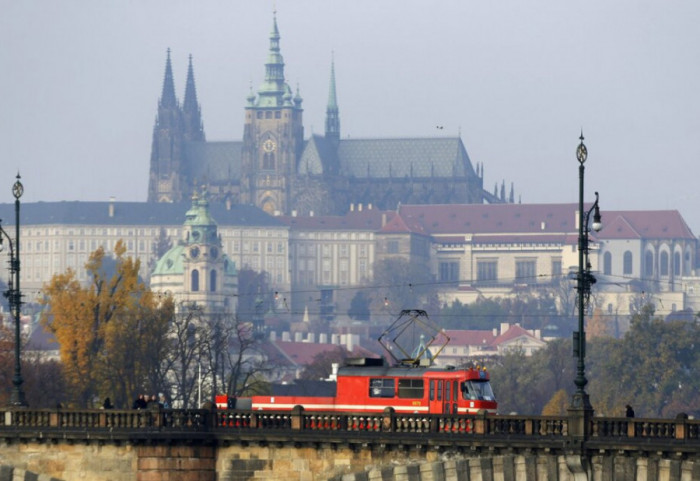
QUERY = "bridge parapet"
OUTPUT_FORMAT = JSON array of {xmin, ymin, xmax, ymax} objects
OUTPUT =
[
  {"xmin": 1, "ymin": 407, "xmax": 699, "ymax": 481},
  {"xmin": 2, "ymin": 407, "xmax": 699, "ymax": 446}
]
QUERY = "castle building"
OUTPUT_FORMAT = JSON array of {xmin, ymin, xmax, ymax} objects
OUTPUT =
[{"xmin": 147, "ymin": 14, "xmax": 492, "ymax": 215}]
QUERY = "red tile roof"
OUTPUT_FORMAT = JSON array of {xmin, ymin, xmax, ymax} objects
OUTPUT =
[{"xmin": 597, "ymin": 211, "xmax": 695, "ymax": 240}]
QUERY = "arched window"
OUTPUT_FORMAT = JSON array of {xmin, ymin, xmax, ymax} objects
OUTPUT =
[
  {"xmin": 645, "ymin": 251, "xmax": 654, "ymax": 277},
  {"xmin": 623, "ymin": 251, "xmax": 633, "ymax": 275},
  {"xmin": 674, "ymin": 252, "xmax": 681, "ymax": 276},
  {"xmin": 191, "ymin": 269, "xmax": 199, "ymax": 292},
  {"xmin": 603, "ymin": 252, "xmax": 612, "ymax": 275},
  {"xmin": 263, "ymin": 153, "xmax": 275, "ymax": 170},
  {"xmin": 210, "ymin": 269, "xmax": 217, "ymax": 292},
  {"xmin": 660, "ymin": 251, "xmax": 669, "ymax": 276}
]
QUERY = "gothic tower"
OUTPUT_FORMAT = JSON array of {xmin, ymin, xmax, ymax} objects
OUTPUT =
[
  {"xmin": 148, "ymin": 51, "xmax": 205, "ymax": 203},
  {"xmin": 148, "ymin": 49, "xmax": 184, "ymax": 202},
  {"xmin": 241, "ymin": 13, "xmax": 304, "ymax": 214},
  {"xmin": 182, "ymin": 55, "xmax": 205, "ymax": 143}
]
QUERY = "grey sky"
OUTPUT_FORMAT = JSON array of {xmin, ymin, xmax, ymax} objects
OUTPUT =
[{"xmin": 2, "ymin": 1, "xmax": 699, "ymax": 232}]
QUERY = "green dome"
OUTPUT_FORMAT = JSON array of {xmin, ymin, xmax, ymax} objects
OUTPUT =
[{"xmin": 152, "ymin": 244, "xmax": 185, "ymax": 276}]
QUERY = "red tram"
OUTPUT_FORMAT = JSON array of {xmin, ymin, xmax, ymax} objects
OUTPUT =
[{"xmin": 221, "ymin": 357, "xmax": 497, "ymax": 414}]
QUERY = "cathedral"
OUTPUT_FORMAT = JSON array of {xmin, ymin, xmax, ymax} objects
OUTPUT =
[{"xmin": 147, "ymin": 14, "xmax": 499, "ymax": 215}]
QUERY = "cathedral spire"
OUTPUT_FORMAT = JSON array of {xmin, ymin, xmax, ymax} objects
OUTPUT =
[
  {"xmin": 325, "ymin": 53, "xmax": 340, "ymax": 142},
  {"xmin": 183, "ymin": 54, "xmax": 205, "ymax": 141},
  {"xmin": 160, "ymin": 48, "xmax": 177, "ymax": 108},
  {"xmin": 256, "ymin": 11, "xmax": 288, "ymax": 106}
]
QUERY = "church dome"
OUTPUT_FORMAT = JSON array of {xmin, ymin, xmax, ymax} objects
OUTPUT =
[{"xmin": 151, "ymin": 244, "xmax": 185, "ymax": 276}]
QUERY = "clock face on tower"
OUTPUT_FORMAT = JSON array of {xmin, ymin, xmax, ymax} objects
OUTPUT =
[{"xmin": 262, "ymin": 138, "xmax": 276, "ymax": 153}]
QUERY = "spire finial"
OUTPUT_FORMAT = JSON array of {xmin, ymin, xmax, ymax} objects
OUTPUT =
[
  {"xmin": 160, "ymin": 48, "xmax": 177, "ymax": 108},
  {"xmin": 325, "ymin": 54, "xmax": 340, "ymax": 141}
]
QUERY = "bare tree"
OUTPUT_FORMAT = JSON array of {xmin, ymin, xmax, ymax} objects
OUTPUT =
[
  {"xmin": 165, "ymin": 304, "xmax": 208, "ymax": 408},
  {"xmin": 201, "ymin": 314, "xmax": 273, "ymax": 401}
]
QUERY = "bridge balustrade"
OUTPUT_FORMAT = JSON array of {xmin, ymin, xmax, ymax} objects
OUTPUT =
[{"xmin": 2, "ymin": 408, "xmax": 699, "ymax": 445}]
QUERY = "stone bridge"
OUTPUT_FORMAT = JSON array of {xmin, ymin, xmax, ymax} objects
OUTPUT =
[{"xmin": 0, "ymin": 407, "xmax": 698, "ymax": 481}]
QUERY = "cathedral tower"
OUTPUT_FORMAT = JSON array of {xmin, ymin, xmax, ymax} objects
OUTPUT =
[
  {"xmin": 148, "ymin": 49, "xmax": 184, "ymax": 202},
  {"xmin": 148, "ymin": 51, "xmax": 205, "ymax": 203},
  {"xmin": 241, "ymin": 13, "xmax": 304, "ymax": 214}
]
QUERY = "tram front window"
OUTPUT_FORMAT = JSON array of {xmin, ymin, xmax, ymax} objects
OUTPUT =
[{"xmin": 461, "ymin": 381, "xmax": 495, "ymax": 401}]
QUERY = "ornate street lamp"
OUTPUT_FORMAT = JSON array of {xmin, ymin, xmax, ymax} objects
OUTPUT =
[
  {"xmin": 571, "ymin": 134, "xmax": 601, "ymax": 413},
  {"xmin": 0, "ymin": 173, "xmax": 26, "ymax": 407}
]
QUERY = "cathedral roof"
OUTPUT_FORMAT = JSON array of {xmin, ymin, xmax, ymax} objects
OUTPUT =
[
  {"xmin": 185, "ymin": 140, "xmax": 242, "ymax": 183},
  {"xmin": 336, "ymin": 137, "xmax": 475, "ymax": 179}
]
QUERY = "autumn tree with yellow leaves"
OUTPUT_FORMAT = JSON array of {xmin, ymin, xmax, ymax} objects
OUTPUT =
[{"xmin": 40, "ymin": 241, "xmax": 174, "ymax": 408}]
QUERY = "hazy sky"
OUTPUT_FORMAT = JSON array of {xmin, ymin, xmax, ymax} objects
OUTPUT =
[{"xmin": 2, "ymin": 1, "xmax": 700, "ymax": 232}]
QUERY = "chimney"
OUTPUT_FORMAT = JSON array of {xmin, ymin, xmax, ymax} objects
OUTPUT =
[
  {"xmin": 358, "ymin": 204, "xmax": 363, "ymax": 212},
  {"xmin": 307, "ymin": 332, "xmax": 315, "ymax": 343},
  {"xmin": 319, "ymin": 333, "xmax": 328, "ymax": 344},
  {"xmin": 368, "ymin": 203, "xmax": 372, "ymax": 210},
  {"xmin": 350, "ymin": 204, "xmax": 354, "ymax": 212},
  {"xmin": 226, "ymin": 198, "xmax": 232, "ymax": 210},
  {"xmin": 331, "ymin": 334, "xmax": 339, "ymax": 345},
  {"xmin": 294, "ymin": 332, "xmax": 303, "ymax": 342},
  {"xmin": 269, "ymin": 331, "xmax": 277, "ymax": 342},
  {"xmin": 109, "ymin": 196, "xmax": 115, "ymax": 218},
  {"xmin": 291, "ymin": 210, "xmax": 297, "ymax": 217},
  {"xmin": 346, "ymin": 334, "xmax": 357, "ymax": 352},
  {"xmin": 310, "ymin": 210, "xmax": 314, "ymax": 217},
  {"xmin": 282, "ymin": 331, "xmax": 291, "ymax": 342},
  {"xmin": 500, "ymin": 323, "xmax": 510, "ymax": 335},
  {"xmin": 492, "ymin": 328, "xmax": 498, "ymax": 337},
  {"xmin": 381, "ymin": 213, "xmax": 387, "ymax": 227}
]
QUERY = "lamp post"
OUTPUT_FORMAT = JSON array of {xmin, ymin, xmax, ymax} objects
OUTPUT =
[
  {"xmin": 571, "ymin": 134, "xmax": 601, "ymax": 413},
  {"xmin": 0, "ymin": 173, "xmax": 26, "ymax": 407}
]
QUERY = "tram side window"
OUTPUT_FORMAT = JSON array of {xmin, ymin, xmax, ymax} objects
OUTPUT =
[
  {"xmin": 369, "ymin": 378, "xmax": 395, "ymax": 398},
  {"xmin": 398, "ymin": 379, "xmax": 424, "ymax": 399}
]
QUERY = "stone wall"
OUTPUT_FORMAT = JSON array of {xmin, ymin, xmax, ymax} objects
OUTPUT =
[
  {"xmin": 0, "ymin": 441, "xmax": 135, "ymax": 481},
  {"xmin": 1, "ymin": 440, "xmax": 700, "ymax": 481}
]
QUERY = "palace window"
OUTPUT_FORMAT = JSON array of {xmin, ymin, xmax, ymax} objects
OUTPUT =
[
  {"xmin": 477, "ymin": 260, "xmax": 497, "ymax": 282},
  {"xmin": 645, "ymin": 251, "xmax": 654, "ymax": 277},
  {"xmin": 438, "ymin": 261, "xmax": 459, "ymax": 282},
  {"xmin": 603, "ymin": 252, "xmax": 612, "ymax": 275},
  {"xmin": 515, "ymin": 260, "xmax": 536, "ymax": 283},
  {"xmin": 623, "ymin": 251, "xmax": 633, "ymax": 275},
  {"xmin": 660, "ymin": 251, "xmax": 669, "ymax": 276},
  {"xmin": 551, "ymin": 259, "xmax": 562, "ymax": 279}
]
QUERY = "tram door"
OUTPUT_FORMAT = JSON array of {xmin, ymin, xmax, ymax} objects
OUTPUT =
[{"xmin": 429, "ymin": 379, "xmax": 459, "ymax": 414}]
